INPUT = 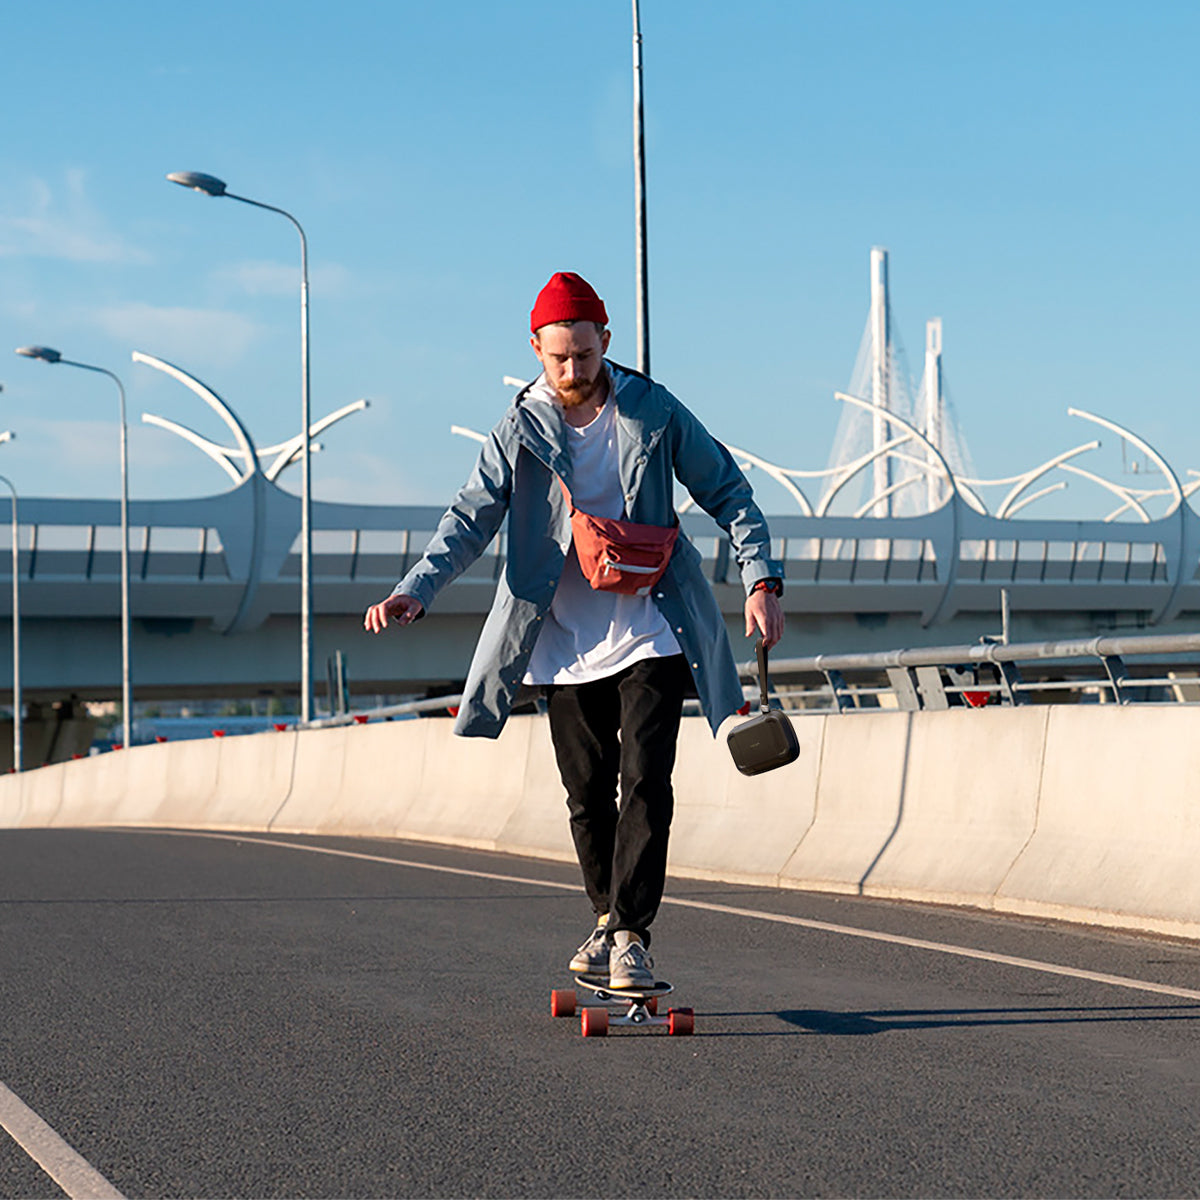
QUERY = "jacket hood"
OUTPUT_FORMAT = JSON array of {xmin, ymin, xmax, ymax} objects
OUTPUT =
[{"xmin": 504, "ymin": 361, "xmax": 673, "ymax": 488}]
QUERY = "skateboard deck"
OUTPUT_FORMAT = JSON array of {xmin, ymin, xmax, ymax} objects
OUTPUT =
[{"xmin": 550, "ymin": 973, "xmax": 694, "ymax": 1037}]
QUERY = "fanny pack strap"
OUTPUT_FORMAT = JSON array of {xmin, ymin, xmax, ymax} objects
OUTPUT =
[
  {"xmin": 557, "ymin": 477, "xmax": 576, "ymax": 514},
  {"xmin": 559, "ymin": 476, "xmax": 632, "ymax": 523}
]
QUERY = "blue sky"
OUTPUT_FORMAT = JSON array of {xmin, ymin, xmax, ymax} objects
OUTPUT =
[{"xmin": 3, "ymin": 0, "xmax": 1197, "ymax": 517}]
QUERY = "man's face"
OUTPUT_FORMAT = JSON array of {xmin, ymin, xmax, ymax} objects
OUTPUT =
[{"xmin": 531, "ymin": 322, "xmax": 612, "ymax": 407}]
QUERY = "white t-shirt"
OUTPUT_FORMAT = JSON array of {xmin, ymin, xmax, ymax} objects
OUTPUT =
[{"xmin": 522, "ymin": 377, "xmax": 681, "ymax": 686}]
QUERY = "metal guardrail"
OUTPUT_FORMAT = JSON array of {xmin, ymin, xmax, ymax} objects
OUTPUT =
[
  {"xmin": 305, "ymin": 629, "xmax": 1200, "ymax": 730},
  {"xmin": 303, "ymin": 691, "xmax": 466, "ymax": 729},
  {"xmin": 737, "ymin": 630, "xmax": 1200, "ymax": 713}
]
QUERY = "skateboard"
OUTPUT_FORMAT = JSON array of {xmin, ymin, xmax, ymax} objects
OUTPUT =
[{"xmin": 550, "ymin": 974, "xmax": 694, "ymax": 1037}]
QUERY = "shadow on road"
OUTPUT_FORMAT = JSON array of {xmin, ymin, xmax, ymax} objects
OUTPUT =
[{"xmin": 697, "ymin": 1004, "xmax": 1200, "ymax": 1036}]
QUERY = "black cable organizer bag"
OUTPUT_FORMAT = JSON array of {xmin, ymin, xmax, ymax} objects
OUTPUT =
[{"xmin": 726, "ymin": 638, "xmax": 800, "ymax": 776}]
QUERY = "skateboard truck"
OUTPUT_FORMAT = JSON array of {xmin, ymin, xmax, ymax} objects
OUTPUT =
[{"xmin": 550, "ymin": 974, "xmax": 694, "ymax": 1037}]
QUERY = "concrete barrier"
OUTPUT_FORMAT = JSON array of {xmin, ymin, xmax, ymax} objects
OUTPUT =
[
  {"xmin": 209, "ymin": 729, "xmax": 298, "ymax": 829},
  {"xmin": 400, "ymin": 718, "xmax": 539, "ymax": 849},
  {"xmin": 494, "ymin": 718, "xmax": 575, "ymax": 862},
  {"xmin": 781, "ymin": 712, "xmax": 912, "ymax": 893},
  {"xmin": 2, "ymin": 705, "xmax": 1199, "ymax": 942},
  {"xmin": 667, "ymin": 716, "xmax": 822, "ymax": 887},
  {"xmin": 860, "ymin": 707, "xmax": 1048, "ymax": 908},
  {"xmin": 273, "ymin": 721, "xmax": 420, "ymax": 838},
  {"xmin": 59, "ymin": 740, "xmax": 140, "ymax": 825},
  {"xmin": 996, "ymin": 705, "xmax": 1200, "ymax": 939},
  {"xmin": 271, "ymin": 724, "xmax": 355, "ymax": 833},
  {"xmin": 4, "ymin": 754, "xmax": 65, "ymax": 826}
]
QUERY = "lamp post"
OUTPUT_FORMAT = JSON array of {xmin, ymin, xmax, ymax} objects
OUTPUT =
[
  {"xmin": 0, "ymin": 473, "xmax": 21, "ymax": 772},
  {"xmin": 14, "ymin": 346, "xmax": 132, "ymax": 752},
  {"xmin": 632, "ymin": 0, "xmax": 650, "ymax": 376},
  {"xmin": 166, "ymin": 170, "xmax": 314, "ymax": 725}
]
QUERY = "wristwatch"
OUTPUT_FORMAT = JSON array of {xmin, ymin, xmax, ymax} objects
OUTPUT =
[{"xmin": 750, "ymin": 577, "xmax": 783, "ymax": 598}]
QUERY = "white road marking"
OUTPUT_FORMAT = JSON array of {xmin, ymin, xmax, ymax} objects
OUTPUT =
[
  {"xmin": 128, "ymin": 828, "xmax": 1200, "ymax": 1004},
  {"xmin": 661, "ymin": 895, "xmax": 1200, "ymax": 1002},
  {"xmin": 0, "ymin": 1080, "xmax": 124, "ymax": 1200}
]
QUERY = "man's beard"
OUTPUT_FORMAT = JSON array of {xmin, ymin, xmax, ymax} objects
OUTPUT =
[{"xmin": 555, "ymin": 374, "xmax": 604, "ymax": 407}]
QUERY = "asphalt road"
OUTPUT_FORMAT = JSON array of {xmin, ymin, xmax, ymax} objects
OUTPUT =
[{"xmin": 1, "ymin": 827, "xmax": 1200, "ymax": 1199}]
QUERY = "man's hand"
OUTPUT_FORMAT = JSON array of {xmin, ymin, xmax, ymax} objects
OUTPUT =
[
  {"xmin": 745, "ymin": 588, "xmax": 784, "ymax": 650},
  {"xmin": 364, "ymin": 592, "xmax": 424, "ymax": 633}
]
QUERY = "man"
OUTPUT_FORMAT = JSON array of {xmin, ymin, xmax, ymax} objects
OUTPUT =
[{"xmin": 365, "ymin": 271, "xmax": 783, "ymax": 988}]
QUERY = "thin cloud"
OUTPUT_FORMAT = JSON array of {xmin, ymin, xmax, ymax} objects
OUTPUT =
[
  {"xmin": 0, "ymin": 169, "xmax": 152, "ymax": 264},
  {"xmin": 311, "ymin": 450, "xmax": 416, "ymax": 505},
  {"xmin": 212, "ymin": 259, "xmax": 353, "ymax": 298},
  {"xmin": 91, "ymin": 302, "xmax": 261, "ymax": 367},
  {"xmin": 28, "ymin": 417, "xmax": 125, "ymax": 477}
]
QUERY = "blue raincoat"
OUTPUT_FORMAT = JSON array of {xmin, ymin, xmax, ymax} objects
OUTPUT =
[{"xmin": 392, "ymin": 362, "xmax": 781, "ymax": 738}]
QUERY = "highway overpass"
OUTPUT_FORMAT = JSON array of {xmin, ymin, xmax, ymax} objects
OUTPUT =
[{"xmin": 6, "ymin": 474, "xmax": 1200, "ymax": 709}]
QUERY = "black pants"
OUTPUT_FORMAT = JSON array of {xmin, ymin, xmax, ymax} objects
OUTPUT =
[{"xmin": 544, "ymin": 654, "xmax": 691, "ymax": 948}]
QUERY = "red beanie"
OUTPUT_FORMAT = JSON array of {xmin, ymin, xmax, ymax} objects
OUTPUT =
[{"xmin": 530, "ymin": 271, "xmax": 608, "ymax": 333}]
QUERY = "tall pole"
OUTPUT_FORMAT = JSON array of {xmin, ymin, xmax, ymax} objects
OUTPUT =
[
  {"xmin": 117, "ymin": 371, "xmax": 131, "ymax": 750},
  {"xmin": 227, "ymin": 206, "xmax": 310, "ymax": 723},
  {"xmin": 297, "ymin": 221, "xmax": 313, "ymax": 726},
  {"xmin": 217, "ymin": 201, "xmax": 311, "ymax": 724},
  {"xmin": 924, "ymin": 317, "xmax": 944, "ymax": 511},
  {"xmin": 15, "ymin": 350, "xmax": 131, "ymax": 750},
  {"xmin": 632, "ymin": 0, "xmax": 650, "ymax": 376},
  {"xmin": 70, "ymin": 365, "xmax": 131, "ymax": 751},
  {"xmin": 165, "ymin": 174, "xmax": 314, "ymax": 725},
  {"xmin": 869, "ymin": 247, "xmax": 891, "ymax": 518},
  {"xmin": 0, "ymin": 476, "xmax": 20, "ymax": 772}
]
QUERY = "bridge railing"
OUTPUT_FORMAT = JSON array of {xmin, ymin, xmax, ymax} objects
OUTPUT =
[
  {"xmin": 742, "ymin": 630, "xmax": 1200, "ymax": 713},
  {"xmin": 6, "ymin": 524, "xmax": 233, "ymax": 582},
  {"xmin": 3, "ymin": 486, "xmax": 1200, "ymax": 631},
  {"xmin": 302, "ymin": 629, "xmax": 1200, "ymax": 730},
  {"xmin": 0, "ymin": 502, "xmax": 1182, "ymax": 583},
  {"xmin": 0, "ymin": 523, "xmax": 1177, "ymax": 591}
]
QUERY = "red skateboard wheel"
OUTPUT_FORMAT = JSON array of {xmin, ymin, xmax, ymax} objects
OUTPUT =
[
  {"xmin": 668, "ymin": 1007, "xmax": 694, "ymax": 1036},
  {"xmin": 581, "ymin": 1007, "xmax": 609, "ymax": 1037}
]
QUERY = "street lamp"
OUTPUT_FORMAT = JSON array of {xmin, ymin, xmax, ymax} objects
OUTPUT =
[
  {"xmin": 14, "ymin": 346, "xmax": 132, "ymax": 752},
  {"xmin": 166, "ymin": 170, "xmax": 314, "ymax": 725},
  {"xmin": 0, "ymin": 473, "xmax": 21, "ymax": 772},
  {"xmin": 631, "ymin": 0, "xmax": 650, "ymax": 376}
]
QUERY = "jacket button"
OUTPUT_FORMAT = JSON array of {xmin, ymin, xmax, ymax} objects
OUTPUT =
[
  {"xmin": 675, "ymin": 627, "xmax": 683, "ymax": 633},
  {"xmin": 691, "ymin": 662, "xmax": 699, "ymax": 670}
]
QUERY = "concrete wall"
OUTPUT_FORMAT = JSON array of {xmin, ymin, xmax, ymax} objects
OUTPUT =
[{"xmin": 2, "ymin": 706, "xmax": 1198, "ymax": 941}]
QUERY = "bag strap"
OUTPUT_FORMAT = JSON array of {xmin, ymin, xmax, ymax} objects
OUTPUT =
[
  {"xmin": 757, "ymin": 637, "xmax": 771, "ymax": 713},
  {"xmin": 557, "ymin": 477, "xmax": 575, "ymax": 515}
]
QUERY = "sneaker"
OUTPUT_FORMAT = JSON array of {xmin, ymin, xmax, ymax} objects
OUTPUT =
[
  {"xmin": 609, "ymin": 932, "xmax": 655, "ymax": 989},
  {"xmin": 569, "ymin": 922, "xmax": 611, "ymax": 976}
]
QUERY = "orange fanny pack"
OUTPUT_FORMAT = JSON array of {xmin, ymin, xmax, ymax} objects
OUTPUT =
[{"xmin": 560, "ymin": 479, "xmax": 678, "ymax": 597}]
